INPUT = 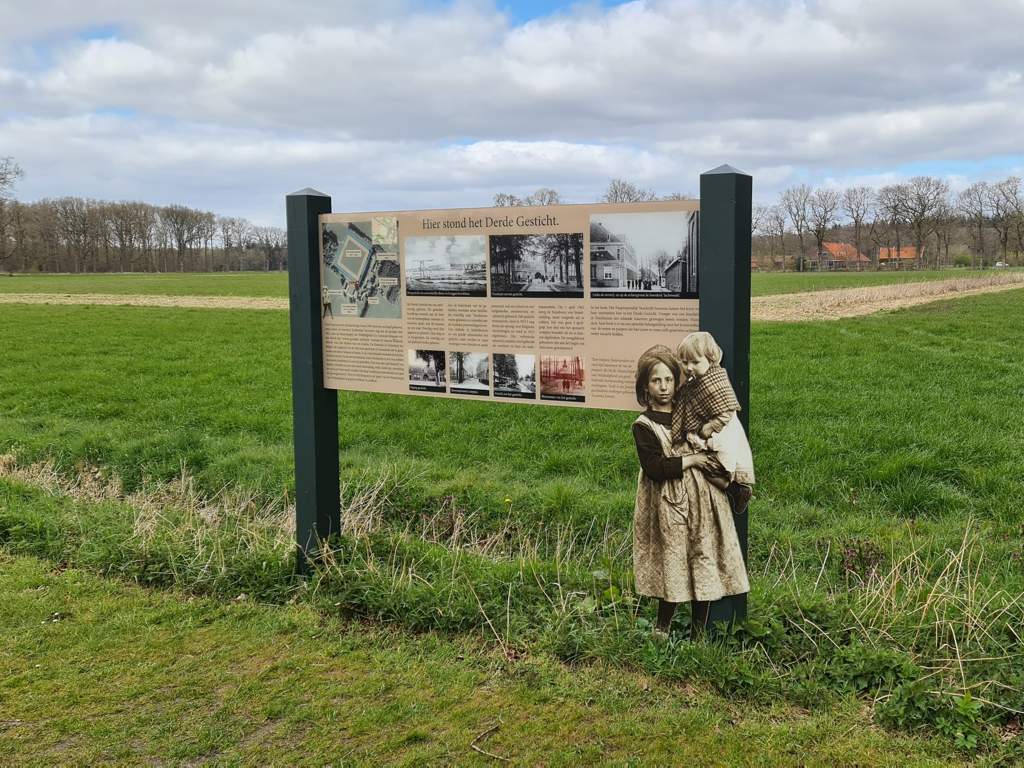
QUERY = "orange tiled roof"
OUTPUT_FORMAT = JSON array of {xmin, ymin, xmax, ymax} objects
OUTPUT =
[
  {"xmin": 820, "ymin": 242, "xmax": 869, "ymax": 262},
  {"xmin": 878, "ymin": 246, "xmax": 920, "ymax": 261}
]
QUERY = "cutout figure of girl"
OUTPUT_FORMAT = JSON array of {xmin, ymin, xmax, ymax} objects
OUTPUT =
[{"xmin": 632, "ymin": 345, "xmax": 749, "ymax": 638}]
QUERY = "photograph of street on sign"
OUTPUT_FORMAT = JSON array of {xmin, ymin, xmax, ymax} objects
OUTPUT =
[
  {"xmin": 449, "ymin": 352, "xmax": 490, "ymax": 395},
  {"xmin": 590, "ymin": 210, "xmax": 698, "ymax": 299},
  {"xmin": 492, "ymin": 353, "xmax": 536, "ymax": 399},
  {"xmin": 489, "ymin": 233, "xmax": 584, "ymax": 297}
]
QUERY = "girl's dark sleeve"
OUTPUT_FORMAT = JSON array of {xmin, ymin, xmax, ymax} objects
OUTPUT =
[{"xmin": 632, "ymin": 422, "xmax": 685, "ymax": 481}]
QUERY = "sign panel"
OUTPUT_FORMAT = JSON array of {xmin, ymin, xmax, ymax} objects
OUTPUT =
[{"xmin": 319, "ymin": 200, "xmax": 699, "ymax": 411}]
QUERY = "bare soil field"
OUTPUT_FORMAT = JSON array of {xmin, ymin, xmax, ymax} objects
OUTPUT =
[
  {"xmin": 1, "ymin": 272, "xmax": 1022, "ymax": 320},
  {"xmin": 752, "ymin": 272, "xmax": 1024, "ymax": 320}
]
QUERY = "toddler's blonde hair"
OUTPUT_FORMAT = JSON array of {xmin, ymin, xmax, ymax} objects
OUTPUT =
[{"xmin": 676, "ymin": 331, "xmax": 723, "ymax": 365}]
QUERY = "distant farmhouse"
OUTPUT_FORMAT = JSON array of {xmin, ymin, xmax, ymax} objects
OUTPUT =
[
  {"xmin": 878, "ymin": 245, "xmax": 922, "ymax": 269},
  {"xmin": 807, "ymin": 242, "xmax": 871, "ymax": 271}
]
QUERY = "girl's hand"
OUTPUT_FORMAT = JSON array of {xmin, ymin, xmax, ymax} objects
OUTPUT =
[{"xmin": 684, "ymin": 452, "xmax": 726, "ymax": 476}]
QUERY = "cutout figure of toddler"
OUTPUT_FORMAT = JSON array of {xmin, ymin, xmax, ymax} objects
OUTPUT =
[{"xmin": 671, "ymin": 331, "xmax": 755, "ymax": 513}]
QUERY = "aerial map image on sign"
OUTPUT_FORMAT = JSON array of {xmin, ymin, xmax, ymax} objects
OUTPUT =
[{"xmin": 321, "ymin": 217, "xmax": 402, "ymax": 319}]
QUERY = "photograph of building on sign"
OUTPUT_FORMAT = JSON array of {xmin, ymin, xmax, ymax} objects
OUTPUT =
[
  {"xmin": 408, "ymin": 349, "xmax": 447, "ymax": 392},
  {"xmin": 492, "ymin": 354, "xmax": 536, "ymax": 399},
  {"xmin": 540, "ymin": 355, "xmax": 585, "ymax": 402},
  {"xmin": 489, "ymin": 233, "xmax": 584, "ymax": 297},
  {"xmin": 321, "ymin": 218, "xmax": 402, "ymax": 319},
  {"xmin": 589, "ymin": 210, "xmax": 698, "ymax": 299},
  {"xmin": 405, "ymin": 235, "xmax": 487, "ymax": 297},
  {"xmin": 449, "ymin": 352, "xmax": 490, "ymax": 396}
]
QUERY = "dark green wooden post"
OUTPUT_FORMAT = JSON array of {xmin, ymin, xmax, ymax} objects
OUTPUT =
[
  {"xmin": 699, "ymin": 165, "xmax": 752, "ymax": 626},
  {"xmin": 286, "ymin": 188, "xmax": 339, "ymax": 574}
]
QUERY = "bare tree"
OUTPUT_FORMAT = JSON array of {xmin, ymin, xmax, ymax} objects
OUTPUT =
[
  {"xmin": 903, "ymin": 176, "xmax": 949, "ymax": 268},
  {"xmin": 0, "ymin": 156, "xmax": 26, "ymax": 269},
  {"xmin": 493, "ymin": 188, "xmax": 561, "ymax": 207},
  {"xmin": 524, "ymin": 188, "xmax": 560, "ymax": 206},
  {"xmin": 252, "ymin": 226, "xmax": 287, "ymax": 271},
  {"xmin": 220, "ymin": 216, "xmax": 253, "ymax": 271},
  {"xmin": 493, "ymin": 192, "xmax": 522, "ymax": 207},
  {"xmin": 809, "ymin": 187, "xmax": 840, "ymax": 260},
  {"xmin": 130, "ymin": 202, "xmax": 157, "ymax": 271},
  {"xmin": 108, "ymin": 202, "xmax": 137, "ymax": 271},
  {"xmin": 986, "ymin": 180, "xmax": 1016, "ymax": 263},
  {"xmin": 957, "ymin": 182, "xmax": 989, "ymax": 267},
  {"xmin": 841, "ymin": 186, "xmax": 872, "ymax": 262},
  {"xmin": 161, "ymin": 204, "xmax": 206, "ymax": 271},
  {"xmin": 781, "ymin": 185, "xmax": 811, "ymax": 270},
  {"xmin": 0, "ymin": 156, "xmax": 23, "ymax": 197},
  {"xmin": 602, "ymin": 179, "xmax": 657, "ymax": 203},
  {"xmin": 765, "ymin": 205, "xmax": 787, "ymax": 266},
  {"xmin": 752, "ymin": 205, "xmax": 768, "ymax": 238},
  {"xmin": 1000, "ymin": 177, "xmax": 1024, "ymax": 260},
  {"xmin": 876, "ymin": 184, "xmax": 909, "ymax": 268},
  {"xmin": 932, "ymin": 197, "xmax": 957, "ymax": 267}
]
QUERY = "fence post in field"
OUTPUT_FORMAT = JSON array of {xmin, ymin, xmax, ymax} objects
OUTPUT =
[
  {"xmin": 286, "ymin": 188, "xmax": 339, "ymax": 574},
  {"xmin": 699, "ymin": 165, "xmax": 752, "ymax": 626}
]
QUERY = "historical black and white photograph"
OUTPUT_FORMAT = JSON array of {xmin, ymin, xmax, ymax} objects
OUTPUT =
[
  {"xmin": 490, "ymin": 233, "xmax": 584, "ymax": 297},
  {"xmin": 408, "ymin": 349, "xmax": 447, "ymax": 392},
  {"xmin": 492, "ymin": 354, "xmax": 536, "ymax": 399},
  {"xmin": 448, "ymin": 352, "xmax": 490, "ymax": 396},
  {"xmin": 539, "ymin": 355, "xmax": 585, "ymax": 402},
  {"xmin": 405, "ymin": 235, "xmax": 487, "ymax": 296},
  {"xmin": 322, "ymin": 218, "xmax": 402, "ymax": 319},
  {"xmin": 589, "ymin": 211, "xmax": 698, "ymax": 299}
]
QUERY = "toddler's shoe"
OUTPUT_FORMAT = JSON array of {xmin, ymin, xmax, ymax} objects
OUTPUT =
[{"xmin": 727, "ymin": 482, "xmax": 752, "ymax": 515}]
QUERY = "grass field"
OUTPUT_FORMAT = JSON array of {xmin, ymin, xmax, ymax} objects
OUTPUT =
[
  {"xmin": 2, "ymin": 289, "xmax": 1023, "ymax": 761},
  {"xmin": 1, "ymin": 552, "xmax": 964, "ymax": 766},
  {"xmin": 749, "ymin": 268, "xmax": 1020, "ymax": 296},
  {"xmin": 0, "ymin": 271, "xmax": 287, "ymax": 297},
  {"xmin": 2, "ymin": 267, "xmax": 1017, "ymax": 298}
]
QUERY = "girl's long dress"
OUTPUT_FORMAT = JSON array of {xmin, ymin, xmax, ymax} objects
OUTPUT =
[{"xmin": 633, "ymin": 413, "xmax": 750, "ymax": 603}]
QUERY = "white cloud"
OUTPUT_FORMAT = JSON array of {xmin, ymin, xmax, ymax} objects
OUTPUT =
[{"xmin": 0, "ymin": 0, "xmax": 1022, "ymax": 221}]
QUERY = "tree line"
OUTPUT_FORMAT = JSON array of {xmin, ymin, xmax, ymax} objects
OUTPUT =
[
  {"xmin": 756, "ymin": 177, "xmax": 1024, "ymax": 270},
  {"xmin": 4, "ymin": 153, "xmax": 1022, "ymax": 274},
  {"xmin": 0, "ymin": 156, "xmax": 285, "ymax": 273}
]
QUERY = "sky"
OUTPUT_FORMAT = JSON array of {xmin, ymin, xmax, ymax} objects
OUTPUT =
[{"xmin": 2, "ymin": 0, "xmax": 1022, "ymax": 226}]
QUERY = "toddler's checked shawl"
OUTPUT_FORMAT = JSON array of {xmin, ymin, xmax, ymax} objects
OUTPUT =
[{"xmin": 671, "ymin": 364, "xmax": 741, "ymax": 441}]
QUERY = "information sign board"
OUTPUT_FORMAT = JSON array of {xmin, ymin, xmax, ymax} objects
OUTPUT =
[{"xmin": 319, "ymin": 200, "xmax": 699, "ymax": 411}]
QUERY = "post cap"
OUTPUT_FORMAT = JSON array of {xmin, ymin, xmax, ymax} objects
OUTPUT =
[
  {"xmin": 287, "ymin": 187, "xmax": 330, "ymax": 197},
  {"xmin": 702, "ymin": 164, "xmax": 749, "ymax": 176}
]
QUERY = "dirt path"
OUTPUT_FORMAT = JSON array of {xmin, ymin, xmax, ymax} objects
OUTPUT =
[
  {"xmin": 0, "ymin": 293, "xmax": 290, "ymax": 310},
  {"xmin": 2, "ymin": 272, "xmax": 1023, "ymax": 320}
]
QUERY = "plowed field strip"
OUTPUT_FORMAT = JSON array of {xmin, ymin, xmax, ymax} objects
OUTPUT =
[
  {"xmin": 751, "ymin": 273, "xmax": 1024, "ymax": 321},
  {"xmin": 2, "ymin": 272, "xmax": 1023, "ymax": 320}
]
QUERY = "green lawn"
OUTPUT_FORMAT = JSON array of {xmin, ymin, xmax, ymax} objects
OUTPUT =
[
  {"xmin": 1, "ymin": 291, "xmax": 1023, "ymax": 756},
  {"xmin": 749, "ymin": 268, "xmax": 1018, "ymax": 296},
  {"xmin": 0, "ymin": 552, "xmax": 962, "ymax": 766},
  {"xmin": 0, "ymin": 271, "xmax": 288, "ymax": 297},
  {"xmin": 2, "ymin": 267, "xmax": 1017, "ymax": 298}
]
